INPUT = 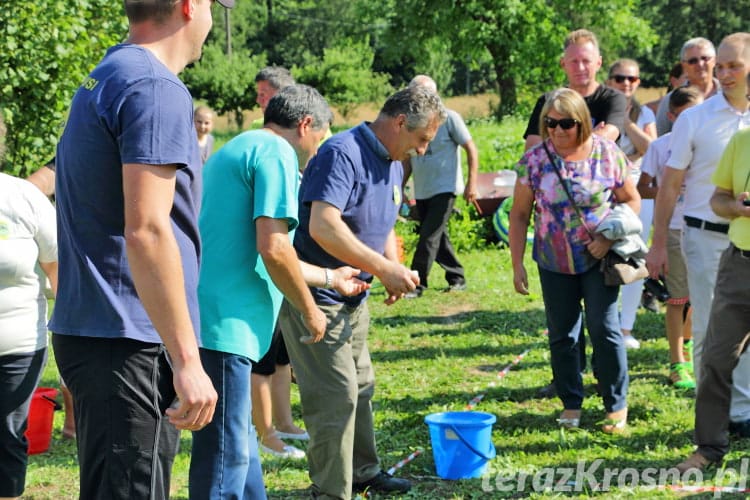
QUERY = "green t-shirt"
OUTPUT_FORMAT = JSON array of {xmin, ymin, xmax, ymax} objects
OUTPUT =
[
  {"xmin": 198, "ymin": 129, "xmax": 299, "ymax": 360},
  {"xmin": 712, "ymin": 127, "xmax": 750, "ymax": 250}
]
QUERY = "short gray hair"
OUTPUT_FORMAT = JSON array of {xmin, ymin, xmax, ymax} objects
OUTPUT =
[
  {"xmin": 380, "ymin": 86, "xmax": 447, "ymax": 131},
  {"xmin": 680, "ymin": 37, "xmax": 715, "ymax": 61},
  {"xmin": 255, "ymin": 66, "xmax": 295, "ymax": 91},
  {"xmin": 264, "ymin": 84, "xmax": 333, "ymax": 130},
  {"xmin": 408, "ymin": 75, "xmax": 438, "ymax": 94}
]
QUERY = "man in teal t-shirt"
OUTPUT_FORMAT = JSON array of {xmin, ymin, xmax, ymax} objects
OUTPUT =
[{"xmin": 189, "ymin": 85, "xmax": 368, "ymax": 498}]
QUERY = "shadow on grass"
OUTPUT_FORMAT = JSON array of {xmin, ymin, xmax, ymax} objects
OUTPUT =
[
  {"xmin": 370, "ymin": 343, "xmax": 548, "ymax": 367},
  {"xmin": 267, "ymin": 488, "xmax": 311, "ymax": 499},
  {"xmin": 373, "ymin": 309, "xmax": 548, "ymax": 336}
]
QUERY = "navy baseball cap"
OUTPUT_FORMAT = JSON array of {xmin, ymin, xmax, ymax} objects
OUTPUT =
[{"xmin": 217, "ymin": 0, "xmax": 235, "ymax": 7}]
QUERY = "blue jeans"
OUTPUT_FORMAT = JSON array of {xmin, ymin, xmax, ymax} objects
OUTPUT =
[
  {"xmin": 189, "ymin": 348, "xmax": 266, "ymax": 500},
  {"xmin": 538, "ymin": 265, "xmax": 628, "ymax": 412}
]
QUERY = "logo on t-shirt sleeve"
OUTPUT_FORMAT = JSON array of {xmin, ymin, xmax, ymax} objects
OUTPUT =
[
  {"xmin": 393, "ymin": 185, "xmax": 401, "ymax": 206},
  {"xmin": 82, "ymin": 76, "xmax": 99, "ymax": 91}
]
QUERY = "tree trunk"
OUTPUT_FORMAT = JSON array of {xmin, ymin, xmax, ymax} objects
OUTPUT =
[
  {"xmin": 234, "ymin": 109, "xmax": 245, "ymax": 130},
  {"xmin": 496, "ymin": 71, "xmax": 517, "ymax": 119},
  {"xmin": 487, "ymin": 44, "xmax": 517, "ymax": 120}
]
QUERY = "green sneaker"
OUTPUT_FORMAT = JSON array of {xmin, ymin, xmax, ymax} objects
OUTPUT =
[
  {"xmin": 670, "ymin": 362, "xmax": 696, "ymax": 390},
  {"xmin": 683, "ymin": 340, "xmax": 694, "ymax": 374}
]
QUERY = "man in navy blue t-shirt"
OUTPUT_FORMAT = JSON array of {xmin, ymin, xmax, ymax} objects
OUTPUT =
[
  {"xmin": 279, "ymin": 86, "xmax": 447, "ymax": 498},
  {"xmin": 50, "ymin": 1, "xmax": 233, "ymax": 498}
]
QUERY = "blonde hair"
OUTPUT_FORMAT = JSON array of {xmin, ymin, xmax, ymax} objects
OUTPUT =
[
  {"xmin": 539, "ymin": 88, "xmax": 592, "ymax": 145},
  {"xmin": 564, "ymin": 29, "xmax": 599, "ymax": 52},
  {"xmin": 720, "ymin": 32, "xmax": 750, "ymax": 62},
  {"xmin": 194, "ymin": 105, "xmax": 214, "ymax": 120}
]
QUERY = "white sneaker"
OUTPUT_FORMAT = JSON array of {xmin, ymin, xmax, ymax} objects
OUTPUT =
[
  {"xmin": 259, "ymin": 443, "xmax": 305, "ymax": 459},
  {"xmin": 623, "ymin": 334, "xmax": 640, "ymax": 349},
  {"xmin": 275, "ymin": 430, "xmax": 309, "ymax": 441}
]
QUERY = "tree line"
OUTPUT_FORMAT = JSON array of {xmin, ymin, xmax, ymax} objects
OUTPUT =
[{"xmin": 0, "ymin": 0, "xmax": 747, "ymax": 175}]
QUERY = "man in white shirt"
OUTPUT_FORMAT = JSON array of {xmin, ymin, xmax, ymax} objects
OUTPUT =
[{"xmin": 647, "ymin": 32, "xmax": 750, "ymax": 434}]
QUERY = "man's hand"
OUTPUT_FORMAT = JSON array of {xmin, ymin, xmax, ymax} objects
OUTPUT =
[
  {"xmin": 463, "ymin": 179, "xmax": 479, "ymax": 204},
  {"xmin": 298, "ymin": 307, "xmax": 327, "ymax": 344},
  {"xmin": 646, "ymin": 242, "xmax": 669, "ymax": 279},
  {"xmin": 331, "ymin": 266, "xmax": 371, "ymax": 296},
  {"xmin": 380, "ymin": 262, "xmax": 419, "ymax": 305},
  {"xmin": 592, "ymin": 122, "xmax": 621, "ymax": 142},
  {"xmin": 586, "ymin": 233, "xmax": 615, "ymax": 260},
  {"xmin": 166, "ymin": 361, "xmax": 218, "ymax": 431}
]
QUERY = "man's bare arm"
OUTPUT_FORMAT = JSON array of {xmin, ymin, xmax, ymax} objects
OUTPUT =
[
  {"xmin": 462, "ymin": 139, "xmax": 479, "ymax": 203},
  {"xmin": 27, "ymin": 165, "xmax": 56, "ymax": 197},
  {"xmin": 309, "ymin": 201, "xmax": 417, "ymax": 301},
  {"xmin": 645, "ymin": 166, "xmax": 685, "ymax": 278},
  {"xmin": 123, "ymin": 163, "xmax": 217, "ymax": 430},
  {"xmin": 711, "ymin": 187, "xmax": 750, "ymax": 220},
  {"xmin": 257, "ymin": 216, "xmax": 327, "ymax": 343}
]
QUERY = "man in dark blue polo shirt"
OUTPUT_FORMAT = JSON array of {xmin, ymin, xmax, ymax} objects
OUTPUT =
[{"xmin": 280, "ymin": 86, "xmax": 446, "ymax": 499}]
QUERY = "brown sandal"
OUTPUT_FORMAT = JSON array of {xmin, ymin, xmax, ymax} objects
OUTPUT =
[
  {"xmin": 557, "ymin": 409, "xmax": 581, "ymax": 429},
  {"xmin": 601, "ymin": 408, "xmax": 627, "ymax": 434}
]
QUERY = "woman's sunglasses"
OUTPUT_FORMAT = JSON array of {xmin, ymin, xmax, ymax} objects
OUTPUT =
[
  {"xmin": 543, "ymin": 117, "xmax": 579, "ymax": 130},
  {"xmin": 611, "ymin": 74, "xmax": 639, "ymax": 84}
]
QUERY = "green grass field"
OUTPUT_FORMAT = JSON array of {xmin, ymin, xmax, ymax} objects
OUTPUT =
[{"xmin": 23, "ymin": 117, "xmax": 747, "ymax": 499}]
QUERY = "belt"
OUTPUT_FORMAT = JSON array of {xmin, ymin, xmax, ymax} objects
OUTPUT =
[
  {"xmin": 684, "ymin": 216, "xmax": 729, "ymax": 234},
  {"xmin": 732, "ymin": 244, "xmax": 750, "ymax": 259}
]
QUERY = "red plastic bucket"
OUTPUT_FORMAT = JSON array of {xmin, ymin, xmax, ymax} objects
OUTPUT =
[{"xmin": 25, "ymin": 387, "xmax": 58, "ymax": 455}]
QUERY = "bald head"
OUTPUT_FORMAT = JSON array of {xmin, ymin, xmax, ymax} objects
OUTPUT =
[
  {"xmin": 715, "ymin": 32, "xmax": 750, "ymax": 102},
  {"xmin": 719, "ymin": 32, "xmax": 750, "ymax": 61},
  {"xmin": 408, "ymin": 75, "xmax": 438, "ymax": 94}
]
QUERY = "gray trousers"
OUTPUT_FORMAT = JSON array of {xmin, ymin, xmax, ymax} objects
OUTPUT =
[
  {"xmin": 279, "ymin": 300, "xmax": 380, "ymax": 500},
  {"xmin": 695, "ymin": 245, "xmax": 750, "ymax": 461}
]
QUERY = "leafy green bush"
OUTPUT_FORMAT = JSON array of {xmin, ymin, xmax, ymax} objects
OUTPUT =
[
  {"xmin": 397, "ymin": 200, "xmax": 496, "ymax": 257},
  {"xmin": 466, "ymin": 116, "xmax": 525, "ymax": 174},
  {"xmin": 183, "ymin": 47, "xmax": 266, "ymax": 130},
  {"xmin": 293, "ymin": 38, "xmax": 393, "ymax": 120},
  {"xmin": 0, "ymin": 2, "xmax": 126, "ymax": 175}
]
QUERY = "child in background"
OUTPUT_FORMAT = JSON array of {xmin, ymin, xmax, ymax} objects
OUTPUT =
[
  {"xmin": 194, "ymin": 105, "xmax": 215, "ymax": 165},
  {"xmin": 638, "ymin": 86, "xmax": 704, "ymax": 389}
]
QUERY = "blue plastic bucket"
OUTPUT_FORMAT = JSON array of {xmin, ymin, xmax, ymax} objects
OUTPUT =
[{"xmin": 424, "ymin": 411, "xmax": 496, "ymax": 479}]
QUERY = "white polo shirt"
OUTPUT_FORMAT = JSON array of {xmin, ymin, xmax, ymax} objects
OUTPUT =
[
  {"xmin": 667, "ymin": 93, "xmax": 750, "ymax": 222},
  {"xmin": 642, "ymin": 133, "xmax": 685, "ymax": 230}
]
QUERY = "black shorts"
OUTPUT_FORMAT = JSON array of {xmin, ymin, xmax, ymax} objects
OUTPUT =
[
  {"xmin": 52, "ymin": 334, "xmax": 179, "ymax": 500},
  {"xmin": 251, "ymin": 324, "xmax": 290, "ymax": 375}
]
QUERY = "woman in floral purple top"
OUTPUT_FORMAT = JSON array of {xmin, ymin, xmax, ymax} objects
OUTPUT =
[{"xmin": 509, "ymin": 88, "xmax": 641, "ymax": 433}]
